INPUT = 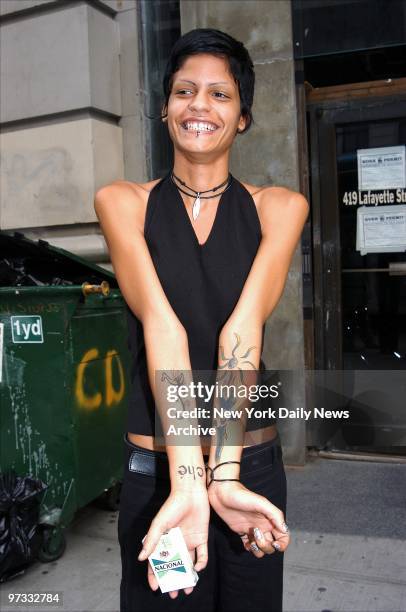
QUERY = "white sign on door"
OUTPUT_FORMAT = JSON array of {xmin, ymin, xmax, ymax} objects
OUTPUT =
[
  {"xmin": 357, "ymin": 145, "xmax": 405, "ymax": 191},
  {"xmin": 356, "ymin": 204, "xmax": 406, "ymax": 255}
]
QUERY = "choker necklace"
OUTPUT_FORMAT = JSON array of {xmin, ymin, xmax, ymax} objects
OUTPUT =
[{"xmin": 171, "ymin": 171, "xmax": 232, "ymax": 220}]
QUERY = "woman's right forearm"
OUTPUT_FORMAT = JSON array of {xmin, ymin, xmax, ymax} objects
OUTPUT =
[
  {"xmin": 94, "ymin": 186, "xmax": 206, "ymax": 491},
  {"xmin": 143, "ymin": 321, "xmax": 206, "ymax": 492}
]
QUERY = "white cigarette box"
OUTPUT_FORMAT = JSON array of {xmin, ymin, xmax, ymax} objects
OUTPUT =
[{"xmin": 145, "ymin": 527, "xmax": 199, "ymax": 593}]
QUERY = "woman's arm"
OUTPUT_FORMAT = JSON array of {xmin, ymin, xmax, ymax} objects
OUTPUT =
[
  {"xmin": 207, "ymin": 187, "xmax": 310, "ymax": 481},
  {"xmin": 204, "ymin": 187, "xmax": 308, "ymax": 558},
  {"xmin": 94, "ymin": 183, "xmax": 206, "ymax": 491},
  {"xmin": 95, "ymin": 183, "xmax": 210, "ymax": 591}
]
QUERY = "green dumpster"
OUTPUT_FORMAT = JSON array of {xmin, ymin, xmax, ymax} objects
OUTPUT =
[{"xmin": 0, "ymin": 231, "xmax": 130, "ymax": 561}]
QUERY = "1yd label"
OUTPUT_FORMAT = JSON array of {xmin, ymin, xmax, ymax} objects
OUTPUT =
[{"xmin": 11, "ymin": 315, "xmax": 44, "ymax": 343}]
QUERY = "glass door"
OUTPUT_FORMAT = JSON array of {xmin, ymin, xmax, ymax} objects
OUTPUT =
[
  {"xmin": 337, "ymin": 120, "xmax": 406, "ymax": 371},
  {"xmin": 308, "ymin": 91, "xmax": 406, "ymax": 452}
]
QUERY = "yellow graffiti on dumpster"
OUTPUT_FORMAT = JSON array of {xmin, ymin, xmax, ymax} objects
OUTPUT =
[
  {"xmin": 75, "ymin": 348, "xmax": 125, "ymax": 410},
  {"xmin": 105, "ymin": 349, "xmax": 125, "ymax": 406},
  {"xmin": 76, "ymin": 348, "xmax": 102, "ymax": 409}
]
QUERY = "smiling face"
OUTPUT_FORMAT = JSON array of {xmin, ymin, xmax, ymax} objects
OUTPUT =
[{"xmin": 164, "ymin": 53, "xmax": 246, "ymax": 159}]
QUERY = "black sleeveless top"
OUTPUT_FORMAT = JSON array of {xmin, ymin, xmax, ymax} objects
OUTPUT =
[{"xmin": 125, "ymin": 172, "xmax": 277, "ymax": 434}]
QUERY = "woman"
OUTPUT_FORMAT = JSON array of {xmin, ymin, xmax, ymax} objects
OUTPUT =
[{"xmin": 95, "ymin": 28, "xmax": 309, "ymax": 612}]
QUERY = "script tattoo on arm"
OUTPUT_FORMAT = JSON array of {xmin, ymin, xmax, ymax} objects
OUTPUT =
[{"xmin": 177, "ymin": 465, "xmax": 205, "ymax": 480}]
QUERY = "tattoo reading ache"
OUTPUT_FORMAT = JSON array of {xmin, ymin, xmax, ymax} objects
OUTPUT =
[{"xmin": 177, "ymin": 464, "xmax": 205, "ymax": 480}]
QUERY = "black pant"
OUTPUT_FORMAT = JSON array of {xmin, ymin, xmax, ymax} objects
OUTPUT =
[{"xmin": 118, "ymin": 434, "xmax": 287, "ymax": 612}]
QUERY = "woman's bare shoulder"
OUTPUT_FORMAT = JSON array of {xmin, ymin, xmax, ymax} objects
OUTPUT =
[
  {"xmin": 95, "ymin": 178, "xmax": 163, "ymax": 225},
  {"xmin": 240, "ymin": 180, "xmax": 309, "ymax": 232},
  {"xmin": 240, "ymin": 180, "xmax": 298, "ymax": 212},
  {"xmin": 240, "ymin": 180, "xmax": 296, "ymax": 202},
  {"xmin": 97, "ymin": 178, "xmax": 162, "ymax": 200},
  {"xmin": 95, "ymin": 178, "xmax": 162, "ymax": 214}
]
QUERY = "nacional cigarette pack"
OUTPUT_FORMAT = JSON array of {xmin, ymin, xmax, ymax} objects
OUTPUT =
[{"xmin": 145, "ymin": 527, "xmax": 199, "ymax": 593}]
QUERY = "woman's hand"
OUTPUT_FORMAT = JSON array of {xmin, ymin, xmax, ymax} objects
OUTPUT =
[
  {"xmin": 207, "ymin": 480, "xmax": 290, "ymax": 558},
  {"xmin": 138, "ymin": 486, "xmax": 210, "ymax": 599}
]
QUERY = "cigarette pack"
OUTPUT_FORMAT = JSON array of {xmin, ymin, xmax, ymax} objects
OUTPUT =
[{"xmin": 144, "ymin": 527, "xmax": 199, "ymax": 593}]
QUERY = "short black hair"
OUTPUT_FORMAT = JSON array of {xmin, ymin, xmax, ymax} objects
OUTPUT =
[{"xmin": 162, "ymin": 28, "xmax": 255, "ymax": 134}]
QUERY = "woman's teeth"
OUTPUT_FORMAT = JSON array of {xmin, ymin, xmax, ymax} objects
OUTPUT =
[{"xmin": 182, "ymin": 122, "xmax": 217, "ymax": 132}]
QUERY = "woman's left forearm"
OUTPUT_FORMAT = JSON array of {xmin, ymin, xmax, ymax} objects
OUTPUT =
[
  {"xmin": 206, "ymin": 317, "xmax": 264, "ymax": 485},
  {"xmin": 206, "ymin": 190, "xmax": 310, "ymax": 485}
]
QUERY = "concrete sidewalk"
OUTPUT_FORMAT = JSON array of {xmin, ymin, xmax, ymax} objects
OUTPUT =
[
  {"xmin": 1, "ymin": 455, "xmax": 405, "ymax": 612},
  {"xmin": 283, "ymin": 454, "xmax": 406, "ymax": 612}
]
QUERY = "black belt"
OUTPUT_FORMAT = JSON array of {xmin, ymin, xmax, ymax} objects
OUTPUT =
[{"xmin": 124, "ymin": 433, "xmax": 282, "ymax": 480}]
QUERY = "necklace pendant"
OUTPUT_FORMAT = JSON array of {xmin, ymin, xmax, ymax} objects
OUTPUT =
[{"xmin": 192, "ymin": 193, "xmax": 201, "ymax": 220}]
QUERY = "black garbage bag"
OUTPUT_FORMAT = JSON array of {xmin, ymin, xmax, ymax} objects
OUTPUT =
[{"xmin": 0, "ymin": 470, "xmax": 47, "ymax": 582}]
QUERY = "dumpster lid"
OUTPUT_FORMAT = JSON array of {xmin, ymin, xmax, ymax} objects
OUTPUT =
[{"xmin": 0, "ymin": 231, "xmax": 118, "ymax": 288}]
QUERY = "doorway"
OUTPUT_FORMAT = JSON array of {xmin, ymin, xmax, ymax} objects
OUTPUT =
[{"xmin": 307, "ymin": 78, "xmax": 406, "ymax": 452}]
